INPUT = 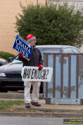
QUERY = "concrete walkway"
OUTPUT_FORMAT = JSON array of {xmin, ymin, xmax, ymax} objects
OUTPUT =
[
  {"xmin": 0, "ymin": 92, "xmax": 83, "ymax": 117},
  {"xmin": 0, "ymin": 102, "xmax": 83, "ymax": 117},
  {"xmin": 0, "ymin": 99, "xmax": 82, "ymax": 118}
]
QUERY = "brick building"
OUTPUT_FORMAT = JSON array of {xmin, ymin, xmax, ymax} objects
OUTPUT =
[
  {"xmin": 0, "ymin": 0, "xmax": 46, "ymax": 54},
  {"xmin": 0, "ymin": 0, "xmax": 83, "ymax": 54}
]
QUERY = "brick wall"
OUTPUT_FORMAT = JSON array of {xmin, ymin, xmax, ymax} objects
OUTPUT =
[{"xmin": 0, "ymin": 0, "xmax": 45, "ymax": 54}]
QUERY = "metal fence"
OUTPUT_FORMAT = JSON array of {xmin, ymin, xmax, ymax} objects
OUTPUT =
[{"xmin": 43, "ymin": 53, "xmax": 83, "ymax": 104}]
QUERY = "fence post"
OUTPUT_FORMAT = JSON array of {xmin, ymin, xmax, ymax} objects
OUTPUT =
[{"xmin": 43, "ymin": 53, "xmax": 48, "ymax": 101}]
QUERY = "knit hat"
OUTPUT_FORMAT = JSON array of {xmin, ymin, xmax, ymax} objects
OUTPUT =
[{"xmin": 25, "ymin": 34, "xmax": 36, "ymax": 43}]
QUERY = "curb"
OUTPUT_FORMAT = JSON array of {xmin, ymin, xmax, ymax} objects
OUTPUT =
[
  {"xmin": 0, "ymin": 106, "xmax": 83, "ymax": 117},
  {"xmin": 0, "ymin": 111, "xmax": 83, "ymax": 118}
]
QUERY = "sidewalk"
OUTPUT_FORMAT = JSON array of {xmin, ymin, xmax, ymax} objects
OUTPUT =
[
  {"xmin": 0, "ymin": 92, "xmax": 83, "ymax": 117},
  {"xmin": 0, "ymin": 99, "xmax": 83, "ymax": 117}
]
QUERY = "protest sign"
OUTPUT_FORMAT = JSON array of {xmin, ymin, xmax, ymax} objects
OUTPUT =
[
  {"xmin": 21, "ymin": 66, "xmax": 53, "ymax": 82},
  {"xmin": 13, "ymin": 35, "xmax": 32, "ymax": 58}
]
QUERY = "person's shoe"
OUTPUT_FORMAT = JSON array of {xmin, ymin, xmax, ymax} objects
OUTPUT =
[
  {"xmin": 31, "ymin": 102, "xmax": 41, "ymax": 107},
  {"xmin": 25, "ymin": 103, "xmax": 31, "ymax": 109}
]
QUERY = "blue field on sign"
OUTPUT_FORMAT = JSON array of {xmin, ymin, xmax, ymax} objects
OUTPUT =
[{"xmin": 13, "ymin": 35, "xmax": 32, "ymax": 58}]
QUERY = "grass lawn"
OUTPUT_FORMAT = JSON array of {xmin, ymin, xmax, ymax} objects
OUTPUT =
[{"xmin": 0, "ymin": 100, "xmax": 24, "ymax": 112}]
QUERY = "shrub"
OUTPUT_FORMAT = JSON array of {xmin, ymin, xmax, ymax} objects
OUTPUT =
[
  {"xmin": 0, "ymin": 51, "xmax": 15, "ymax": 60},
  {"xmin": 16, "ymin": 5, "xmax": 83, "ymax": 47}
]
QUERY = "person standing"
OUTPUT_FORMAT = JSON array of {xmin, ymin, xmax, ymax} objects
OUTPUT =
[{"xmin": 18, "ymin": 34, "xmax": 43, "ymax": 108}]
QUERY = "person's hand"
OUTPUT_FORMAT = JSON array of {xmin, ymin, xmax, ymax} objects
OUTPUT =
[
  {"xmin": 18, "ymin": 52, "xmax": 23, "ymax": 59},
  {"xmin": 38, "ymin": 64, "xmax": 43, "ymax": 70}
]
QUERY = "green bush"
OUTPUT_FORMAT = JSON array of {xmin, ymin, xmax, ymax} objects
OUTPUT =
[
  {"xmin": 0, "ymin": 51, "xmax": 15, "ymax": 60},
  {"xmin": 16, "ymin": 5, "xmax": 83, "ymax": 47}
]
